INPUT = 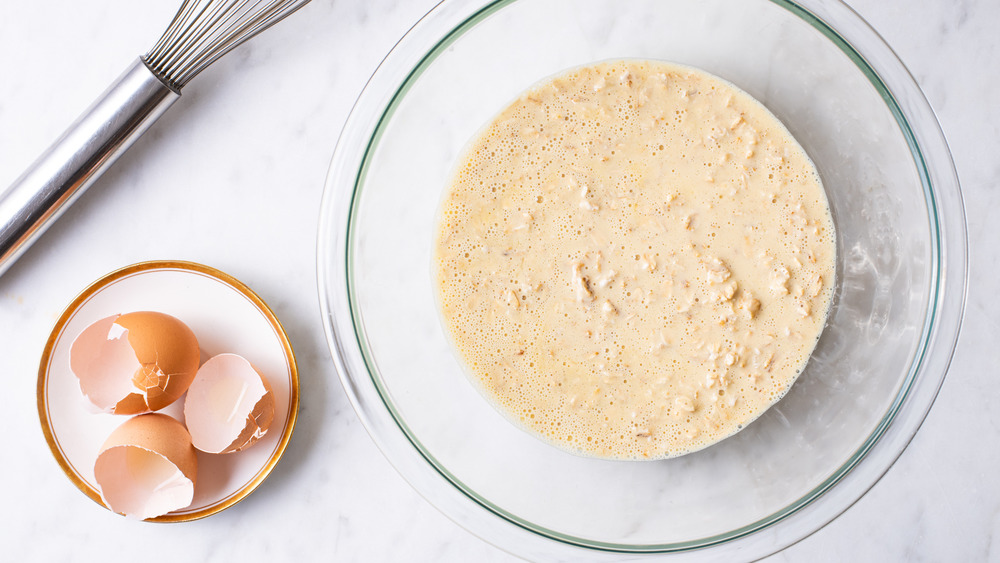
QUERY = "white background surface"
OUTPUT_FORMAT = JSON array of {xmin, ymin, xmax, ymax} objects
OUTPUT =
[{"xmin": 0, "ymin": 0, "xmax": 995, "ymax": 561}]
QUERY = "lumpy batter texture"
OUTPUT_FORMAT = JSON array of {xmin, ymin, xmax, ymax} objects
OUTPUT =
[{"xmin": 435, "ymin": 60, "xmax": 835, "ymax": 459}]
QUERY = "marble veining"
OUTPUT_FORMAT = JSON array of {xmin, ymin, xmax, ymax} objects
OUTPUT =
[{"xmin": 0, "ymin": 0, "xmax": 996, "ymax": 561}]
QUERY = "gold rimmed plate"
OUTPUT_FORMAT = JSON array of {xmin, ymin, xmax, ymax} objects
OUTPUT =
[{"xmin": 37, "ymin": 260, "xmax": 298, "ymax": 522}]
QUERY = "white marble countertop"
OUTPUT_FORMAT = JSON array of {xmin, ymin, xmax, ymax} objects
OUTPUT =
[{"xmin": 0, "ymin": 0, "xmax": 995, "ymax": 560}]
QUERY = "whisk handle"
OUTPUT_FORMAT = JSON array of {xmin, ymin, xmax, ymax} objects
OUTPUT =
[{"xmin": 0, "ymin": 59, "xmax": 178, "ymax": 277}]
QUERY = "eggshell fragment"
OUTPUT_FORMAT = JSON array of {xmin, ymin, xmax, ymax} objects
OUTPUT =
[
  {"xmin": 70, "ymin": 312, "xmax": 200, "ymax": 414},
  {"xmin": 94, "ymin": 413, "xmax": 198, "ymax": 520},
  {"xmin": 184, "ymin": 353, "xmax": 275, "ymax": 454}
]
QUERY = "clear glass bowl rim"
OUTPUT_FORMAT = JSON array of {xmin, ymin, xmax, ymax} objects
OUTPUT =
[{"xmin": 317, "ymin": 0, "xmax": 968, "ymax": 559}]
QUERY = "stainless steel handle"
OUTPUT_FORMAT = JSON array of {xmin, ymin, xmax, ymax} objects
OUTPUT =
[{"xmin": 0, "ymin": 58, "xmax": 179, "ymax": 277}]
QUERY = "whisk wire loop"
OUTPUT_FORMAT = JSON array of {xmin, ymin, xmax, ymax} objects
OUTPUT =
[
  {"xmin": 0, "ymin": 0, "xmax": 310, "ymax": 276},
  {"xmin": 143, "ymin": 0, "xmax": 310, "ymax": 89}
]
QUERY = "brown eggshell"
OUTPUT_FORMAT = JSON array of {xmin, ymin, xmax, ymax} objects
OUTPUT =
[
  {"xmin": 70, "ymin": 312, "xmax": 200, "ymax": 414},
  {"xmin": 183, "ymin": 353, "xmax": 275, "ymax": 454},
  {"xmin": 94, "ymin": 413, "xmax": 198, "ymax": 520}
]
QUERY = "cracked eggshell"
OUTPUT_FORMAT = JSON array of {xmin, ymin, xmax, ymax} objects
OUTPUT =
[
  {"xmin": 184, "ymin": 353, "xmax": 275, "ymax": 454},
  {"xmin": 70, "ymin": 312, "xmax": 200, "ymax": 414},
  {"xmin": 94, "ymin": 413, "xmax": 198, "ymax": 520}
]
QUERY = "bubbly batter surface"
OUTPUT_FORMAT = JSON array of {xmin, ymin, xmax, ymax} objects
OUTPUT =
[{"xmin": 435, "ymin": 60, "xmax": 835, "ymax": 459}]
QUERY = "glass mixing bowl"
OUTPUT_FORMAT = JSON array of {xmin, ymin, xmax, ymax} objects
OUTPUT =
[{"xmin": 318, "ymin": 0, "xmax": 967, "ymax": 559}]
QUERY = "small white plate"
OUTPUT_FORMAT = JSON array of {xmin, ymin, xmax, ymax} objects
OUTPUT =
[{"xmin": 38, "ymin": 260, "xmax": 298, "ymax": 522}]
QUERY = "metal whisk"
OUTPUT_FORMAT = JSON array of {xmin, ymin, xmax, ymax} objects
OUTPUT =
[{"xmin": 0, "ymin": 0, "xmax": 311, "ymax": 276}]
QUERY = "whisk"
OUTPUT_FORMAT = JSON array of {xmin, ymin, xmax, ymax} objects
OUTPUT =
[{"xmin": 0, "ymin": 0, "xmax": 310, "ymax": 276}]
